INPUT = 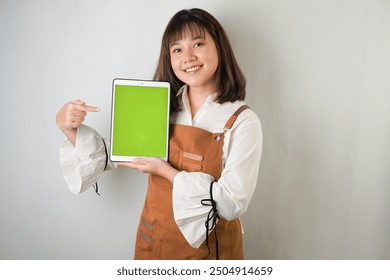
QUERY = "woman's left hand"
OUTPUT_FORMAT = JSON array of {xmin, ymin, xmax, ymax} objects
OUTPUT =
[{"xmin": 118, "ymin": 158, "xmax": 179, "ymax": 183}]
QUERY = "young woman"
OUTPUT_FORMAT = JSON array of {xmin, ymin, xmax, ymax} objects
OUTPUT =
[{"xmin": 56, "ymin": 8, "xmax": 262, "ymax": 260}]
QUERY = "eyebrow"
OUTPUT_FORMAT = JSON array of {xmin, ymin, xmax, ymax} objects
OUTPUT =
[{"xmin": 169, "ymin": 35, "xmax": 206, "ymax": 48}]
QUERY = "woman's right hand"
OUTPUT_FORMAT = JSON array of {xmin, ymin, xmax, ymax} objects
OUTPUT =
[{"xmin": 56, "ymin": 99, "xmax": 100, "ymax": 146}]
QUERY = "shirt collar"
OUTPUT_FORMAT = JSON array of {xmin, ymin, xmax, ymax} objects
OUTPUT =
[{"xmin": 176, "ymin": 84, "xmax": 218, "ymax": 103}]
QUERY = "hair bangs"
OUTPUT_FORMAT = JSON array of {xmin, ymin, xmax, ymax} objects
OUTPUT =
[{"xmin": 167, "ymin": 20, "xmax": 207, "ymax": 47}]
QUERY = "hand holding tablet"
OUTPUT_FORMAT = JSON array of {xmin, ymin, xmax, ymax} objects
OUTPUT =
[
  {"xmin": 117, "ymin": 157, "xmax": 179, "ymax": 183},
  {"xmin": 110, "ymin": 79, "xmax": 170, "ymax": 162}
]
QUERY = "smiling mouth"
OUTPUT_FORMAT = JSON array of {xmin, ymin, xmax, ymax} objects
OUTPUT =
[{"xmin": 184, "ymin": 65, "xmax": 202, "ymax": 73}]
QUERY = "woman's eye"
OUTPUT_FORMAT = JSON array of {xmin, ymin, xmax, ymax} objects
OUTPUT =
[
  {"xmin": 193, "ymin": 42, "xmax": 203, "ymax": 48},
  {"xmin": 172, "ymin": 48, "xmax": 181, "ymax": 53}
]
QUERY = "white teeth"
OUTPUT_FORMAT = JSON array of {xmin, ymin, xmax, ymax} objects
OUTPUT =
[{"xmin": 185, "ymin": 66, "xmax": 201, "ymax": 72}]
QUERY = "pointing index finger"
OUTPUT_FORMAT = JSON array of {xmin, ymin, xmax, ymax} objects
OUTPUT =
[
  {"xmin": 84, "ymin": 104, "xmax": 100, "ymax": 112},
  {"xmin": 74, "ymin": 103, "xmax": 100, "ymax": 112}
]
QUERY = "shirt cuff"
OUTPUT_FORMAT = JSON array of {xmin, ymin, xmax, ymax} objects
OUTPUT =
[
  {"xmin": 172, "ymin": 171, "xmax": 215, "ymax": 248},
  {"xmin": 59, "ymin": 125, "xmax": 115, "ymax": 194}
]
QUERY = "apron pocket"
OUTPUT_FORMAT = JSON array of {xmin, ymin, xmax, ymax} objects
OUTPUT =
[
  {"xmin": 153, "ymin": 222, "xmax": 205, "ymax": 260},
  {"xmin": 183, "ymin": 161, "xmax": 202, "ymax": 172}
]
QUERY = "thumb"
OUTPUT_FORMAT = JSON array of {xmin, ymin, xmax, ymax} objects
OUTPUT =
[{"xmin": 71, "ymin": 99, "xmax": 85, "ymax": 105}]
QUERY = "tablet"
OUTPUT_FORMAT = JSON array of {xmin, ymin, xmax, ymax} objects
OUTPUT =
[{"xmin": 110, "ymin": 79, "xmax": 170, "ymax": 162}]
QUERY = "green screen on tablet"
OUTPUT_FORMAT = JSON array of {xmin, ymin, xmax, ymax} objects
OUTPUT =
[{"xmin": 110, "ymin": 79, "xmax": 170, "ymax": 162}]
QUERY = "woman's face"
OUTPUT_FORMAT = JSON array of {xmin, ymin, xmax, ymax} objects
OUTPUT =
[{"xmin": 169, "ymin": 29, "xmax": 219, "ymax": 94}]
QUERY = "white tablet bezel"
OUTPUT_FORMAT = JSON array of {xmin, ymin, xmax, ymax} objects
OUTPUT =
[{"xmin": 110, "ymin": 78, "xmax": 170, "ymax": 162}]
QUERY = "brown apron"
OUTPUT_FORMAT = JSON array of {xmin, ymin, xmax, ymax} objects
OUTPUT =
[{"xmin": 134, "ymin": 105, "xmax": 249, "ymax": 260}]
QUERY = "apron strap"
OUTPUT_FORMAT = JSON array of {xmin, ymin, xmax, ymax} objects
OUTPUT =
[
  {"xmin": 203, "ymin": 105, "xmax": 250, "ymax": 257},
  {"xmin": 223, "ymin": 105, "xmax": 250, "ymax": 130},
  {"xmin": 215, "ymin": 105, "xmax": 250, "ymax": 142}
]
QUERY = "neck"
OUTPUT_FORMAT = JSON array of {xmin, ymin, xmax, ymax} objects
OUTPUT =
[{"xmin": 187, "ymin": 86, "xmax": 216, "ymax": 118}]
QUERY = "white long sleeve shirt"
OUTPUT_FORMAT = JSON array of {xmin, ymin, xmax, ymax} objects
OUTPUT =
[{"xmin": 60, "ymin": 85, "xmax": 263, "ymax": 248}]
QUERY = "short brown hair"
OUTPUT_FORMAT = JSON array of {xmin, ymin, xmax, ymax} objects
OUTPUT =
[{"xmin": 153, "ymin": 8, "xmax": 246, "ymax": 113}]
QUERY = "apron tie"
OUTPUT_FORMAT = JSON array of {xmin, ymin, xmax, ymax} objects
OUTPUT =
[
  {"xmin": 201, "ymin": 181, "xmax": 220, "ymax": 260},
  {"xmin": 92, "ymin": 138, "xmax": 109, "ymax": 196}
]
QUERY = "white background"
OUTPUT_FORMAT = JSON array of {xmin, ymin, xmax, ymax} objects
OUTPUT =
[{"xmin": 0, "ymin": 0, "xmax": 389, "ymax": 259}]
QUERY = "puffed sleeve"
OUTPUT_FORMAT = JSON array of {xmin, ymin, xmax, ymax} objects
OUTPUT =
[
  {"xmin": 59, "ymin": 124, "xmax": 117, "ymax": 194},
  {"xmin": 172, "ymin": 110, "xmax": 263, "ymax": 248}
]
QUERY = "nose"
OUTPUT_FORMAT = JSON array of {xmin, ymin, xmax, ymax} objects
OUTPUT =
[{"xmin": 183, "ymin": 49, "xmax": 196, "ymax": 63}]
